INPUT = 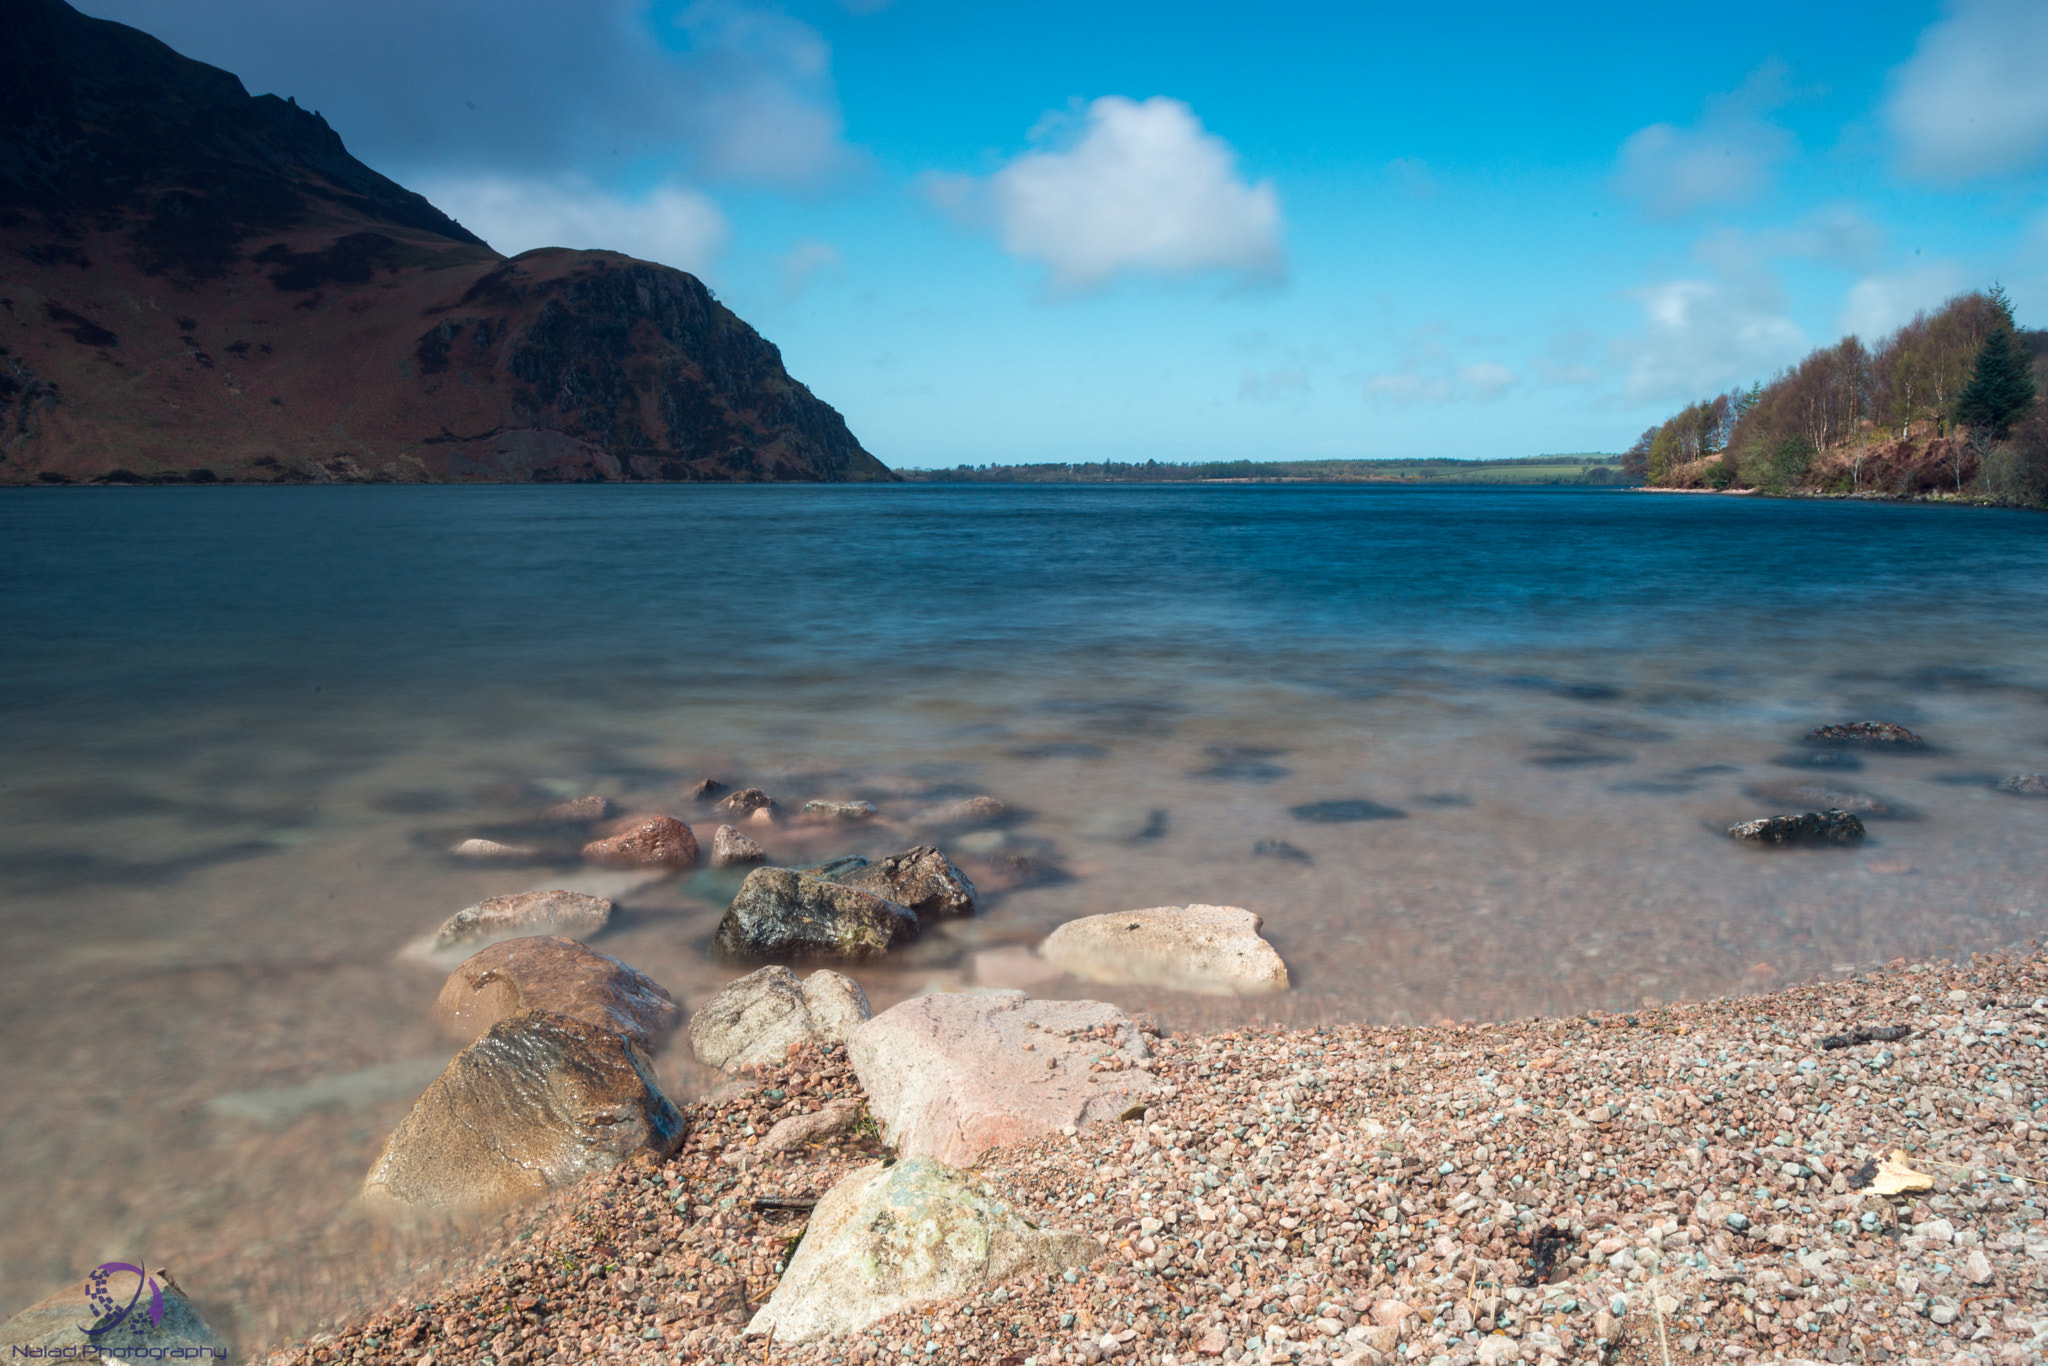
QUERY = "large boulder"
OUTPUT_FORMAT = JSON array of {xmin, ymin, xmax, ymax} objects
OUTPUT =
[
  {"xmin": 744, "ymin": 1157, "xmax": 1094, "ymax": 1344},
  {"xmin": 689, "ymin": 964, "xmax": 871, "ymax": 1071},
  {"xmin": 811, "ymin": 845, "xmax": 979, "ymax": 919},
  {"xmin": 714, "ymin": 868, "xmax": 917, "ymax": 961},
  {"xmin": 429, "ymin": 888, "xmax": 612, "ymax": 953},
  {"xmin": 1038, "ymin": 903, "xmax": 1289, "ymax": 996},
  {"xmin": 360, "ymin": 1011, "xmax": 684, "ymax": 1222},
  {"xmin": 431, "ymin": 936, "xmax": 679, "ymax": 1050},
  {"xmin": 580, "ymin": 815, "xmax": 698, "ymax": 870},
  {"xmin": 849, "ymin": 994, "xmax": 1167, "ymax": 1166},
  {"xmin": 1728, "ymin": 810, "xmax": 1866, "ymax": 844},
  {"xmin": 0, "ymin": 1264, "xmax": 228, "ymax": 1361}
]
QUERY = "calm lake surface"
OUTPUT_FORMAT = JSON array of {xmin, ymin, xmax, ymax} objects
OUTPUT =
[{"xmin": 3, "ymin": 483, "xmax": 2046, "ymax": 1347}]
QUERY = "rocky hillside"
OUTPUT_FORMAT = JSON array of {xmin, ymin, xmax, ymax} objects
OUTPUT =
[{"xmin": 0, "ymin": 0, "xmax": 892, "ymax": 484}]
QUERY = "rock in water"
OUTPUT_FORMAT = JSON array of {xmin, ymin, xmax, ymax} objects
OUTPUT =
[
  {"xmin": 849, "ymin": 994, "xmax": 1167, "ymax": 1165},
  {"xmin": 449, "ymin": 836, "xmax": 540, "ymax": 859},
  {"xmin": 915, "ymin": 795, "xmax": 1010, "ymax": 828},
  {"xmin": 1742, "ymin": 781, "xmax": 1897, "ymax": 817},
  {"xmin": 714, "ymin": 868, "xmax": 917, "ymax": 961},
  {"xmin": 360, "ymin": 1011, "xmax": 683, "ymax": 1223},
  {"xmin": 1998, "ymin": 774, "xmax": 2048, "ymax": 796},
  {"xmin": 537, "ymin": 794, "xmax": 613, "ymax": 823},
  {"xmin": 803, "ymin": 799, "xmax": 878, "ymax": 821},
  {"xmin": 431, "ymin": 936, "xmax": 678, "ymax": 1049},
  {"xmin": 0, "ymin": 1264, "xmax": 228, "ymax": 1361},
  {"xmin": 1728, "ymin": 810, "xmax": 1867, "ymax": 844},
  {"xmin": 744, "ymin": 1157, "xmax": 1094, "ymax": 1344},
  {"xmin": 429, "ymin": 889, "xmax": 613, "ymax": 952},
  {"xmin": 812, "ymin": 845, "xmax": 979, "ymax": 919},
  {"xmin": 683, "ymin": 777, "xmax": 728, "ymax": 802},
  {"xmin": 1804, "ymin": 721, "xmax": 1926, "ymax": 749},
  {"xmin": 689, "ymin": 964, "xmax": 871, "ymax": 1070},
  {"xmin": 1039, "ymin": 903, "xmax": 1289, "ymax": 996},
  {"xmin": 716, "ymin": 787, "xmax": 777, "ymax": 818},
  {"xmin": 580, "ymin": 814, "xmax": 698, "ymax": 870},
  {"xmin": 712, "ymin": 823, "xmax": 767, "ymax": 867}
]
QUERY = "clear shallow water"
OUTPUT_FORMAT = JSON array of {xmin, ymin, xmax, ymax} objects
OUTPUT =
[{"xmin": 3, "ymin": 484, "xmax": 2046, "ymax": 1347}]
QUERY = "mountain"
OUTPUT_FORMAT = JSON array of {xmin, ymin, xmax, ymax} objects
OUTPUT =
[{"xmin": 0, "ymin": 0, "xmax": 894, "ymax": 484}]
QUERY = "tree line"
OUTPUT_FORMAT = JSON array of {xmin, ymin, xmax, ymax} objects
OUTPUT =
[{"xmin": 1623, "ymin": 287, "xmax": 2047, "ymax": 503}]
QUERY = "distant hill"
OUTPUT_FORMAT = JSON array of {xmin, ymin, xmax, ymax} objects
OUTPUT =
[
  {"xmin": 0, "ymin": 0, "xmax": 893, "ymax": 484},
  {"xmin": 900, "ymin": 455, "xmax": 1627, "ymax": 484}
]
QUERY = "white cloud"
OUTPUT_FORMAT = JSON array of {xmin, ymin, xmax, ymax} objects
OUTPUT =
[
  {"xmin": 1619, "ymin": 277, "xmax": 1804, "ymax": 405},
  {"xmin": 1238, "ymin": 369, "xmax": 1310, "ymax": 402},
  {"xmin": 779, "ymin": 239, "xmax": 844, "ymax": 298},
  {"xmin": 940, "ymin": 96, "xmax": 1284, "ymax": 293},
  {"xmin": 1886, "ymin": 0, "xmax": 2048, "ymax": 180},
  {"xmin": 1837, "ymin": 261, "xmax": 1970, "ymax": 340},
  {"xmin": 419, "ymin": 176, "xmax": 728, "ymax": 275},
  {"xmin": 1614, "ymin": 64, "xmax": 1796, "ymax": 218},
  {"xmin": 1361, "ymin": 361, "xmax": 1519, "ymax": 407}
]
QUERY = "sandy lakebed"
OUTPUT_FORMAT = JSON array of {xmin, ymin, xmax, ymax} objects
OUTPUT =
[{"xmin": 245, "ymin": 946, "xmax": 2048, "ymax": 1366}]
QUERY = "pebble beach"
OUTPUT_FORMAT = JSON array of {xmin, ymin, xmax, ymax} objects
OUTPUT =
[{"xmin": 258, "ymin": 946, "xmax": 2048, "ymax": 1366}]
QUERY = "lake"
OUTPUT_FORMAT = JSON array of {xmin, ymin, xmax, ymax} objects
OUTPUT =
[{"xmin": 2, "ymin": 483, "xmax": 2045, "ymax": 1348}]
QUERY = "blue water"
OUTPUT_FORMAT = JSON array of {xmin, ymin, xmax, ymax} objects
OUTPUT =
[{"xmin": 2, "ymin": 483, "xmax": 2046, "ymax": 1346}]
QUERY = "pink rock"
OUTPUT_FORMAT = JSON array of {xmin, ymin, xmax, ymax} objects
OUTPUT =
[
  {"xmin": 847, "ymin": 994, "xmax": 1166, "ymax": 1166},
  {"xmin": 581, "ymin": 815, "xmax": 698, "ymax": 870},
  {"xmin": 430, "ymin": 888, "xmax": 612, "ymax": 952},
  {"xmin": 538, "ymin": 794, "xmax": 613, "ymax": 823}
]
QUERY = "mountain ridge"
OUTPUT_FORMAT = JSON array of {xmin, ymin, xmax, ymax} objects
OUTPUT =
[{"xmin": 0, "ymin": 0, "xmax": 893, "ymax": 484}]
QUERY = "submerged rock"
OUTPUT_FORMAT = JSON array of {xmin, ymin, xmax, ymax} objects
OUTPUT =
[
  {"xmin": 711, "ymin": 823, "xmax": 767, "ymax": 867},
  {"xmin": 430, "ymin": 888, "xmax": 612, "ymax": 952},
  {"xmin": 812, "ymin": 845, "xmax": 978, "ymax": 919},
  {"xmin": 716, "ymin": 787, "xmax": 777, "ymax": 818},
  {"xmin": 580, "ymin": 814, "xmax": 698, "ymax": 870},
  {"xmin": 1728, "ymin": 810, "xmax": 1867, "ymax": 844},
  {"xmin": 849, "ymin": 993, "xmax": 1166, "ymax": 1166},
  {"xmin": 360, "ymin": 1011, "xmax": 683, "ymax": 1223},
  {"xmin": 1804, "ymin": 721, "xmax": 1926, "ymax": 749},
  {"xmin": 803, "ymin": 799, "xmax": 878, "ymax": 821},
  {"xmin": 714, "ymin": 867, "xmax": 917, "ymax": 961},
  {"xmin": 688, "ymin": 964, "xmax": 871, "ymax": 1070},
  {"xmin": 449, "ymin": 836, "xmax": 540, "ymax": 859},
  {"xmin": 1039, "ymin": 903, "xmax": 1290, "ymax": 996},
  {"xmin": 1743, "ymin": 781, "xmax": 1899, "ymax": 818},
  {"xmin": 537, "ymin": 794, "xmax": 613, "ymax": 823},
  {"xmin": 1289, "ymin": 798, "xmax": 1406, "ymax": 822},
  {"xmin": 431, "ymin": 936, "xmax": 678, "ymax": 1050},
  {"xmin": 0, "ymin": 1264, "xmax": 228, "ymax": 1361},
  {"xmin": 745, "ymin": 1157, "xmax": 1094, "ymax": 1344},
  {"xmin": 683, "ymin": 777, "xmax": 728, "ymax": 802},
  {"xmin": 1252, "ymin": 837, "xmax": 1313, "ymax": 863},
  {"xmin": 1998, "ymin": 774, "xmax": 2048, "ymax": 796},
  {"xmin": 914, "ymin": 794, "xmax": 1010, "ymax": 828}
]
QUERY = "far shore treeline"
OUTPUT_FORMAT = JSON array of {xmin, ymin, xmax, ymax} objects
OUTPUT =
[
  {"xmin": 1627, "ymin": 286, "xmax": 2048, "ymax": 505},
  {"xmin": 897, "ymin": 455, "xmax": 1625, "ymax": 485}
]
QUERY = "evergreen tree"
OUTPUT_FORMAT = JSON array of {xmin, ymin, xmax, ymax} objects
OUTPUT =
[{"xmin": 1953, "ymin": 285, "xmax": 2037, "ymax": 440}]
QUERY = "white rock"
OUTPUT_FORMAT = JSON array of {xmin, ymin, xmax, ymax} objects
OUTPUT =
[
  {"xmin": 1038, "ymin": 903, "xmax": 1289, "ymax": 996},
  {"xmin": 689, "ymin": 965, "xmax": 871, "ymax": 1071},
  {"xmin": 744, "ymin": 1157, "xmax": 1093, "ymax": 1343},
  {"xmin": 711, "ymin": 824, "xmax": 766, "ymax": 867},
  {"xmin": 449, "ymin": 837, "xmax": 538, "ymax": 859}
]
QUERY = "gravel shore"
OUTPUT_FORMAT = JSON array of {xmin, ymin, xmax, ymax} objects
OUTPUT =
[{"xmin": 263, "ymin": 950, "xmax": 2048, "ymax": 1366}]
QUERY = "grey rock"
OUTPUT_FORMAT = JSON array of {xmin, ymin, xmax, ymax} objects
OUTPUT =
[
  {"xmin": 812, "ymin": 845, "xmax": 978, "ymax": 919},
  {"xmin": 714, "ymin": 867, "xmax": 917, "ymax": 961},
  {"xmin": 1804, "ymin": 721, "xmax": 1926, "ymax": 749},
  {"xmin": 761, "ymin": 1097, "xmax": 866, "ymax": 1154},
  {"xmin": 0, "ymin": 1265, "xmax": 228, "ymax": 1361},
  {"xmin": 689, "ymin": 964, "xmax": 872, "ymax": 1071},
  {"xmin": 712, "ymin": 823, "xmax": 767, "ymax": 867},
  {"xmin": 1998, "ymin": 773, "xmax": 2048, "ymax": 796},
  {"xmin": 716, "ymin": 787, "xmax": 777, "ymax": 818},
  {"xmin": 359, "ymin": 1010, "xmax": 684, "ymax": 1223},
  {"xmin": 744, "ymin": 1157, "xmax": 1094, "ymax": 1344},
  {"xmin": 538, "ymin": 794, "xmax": 613, "ymax": 823},
  {"xmin": 1727, "ymin": 810, "xmax": 1866, "ymax": 844},
  {"xmin": 1039, "ymin": 904, "xmax": 1289, "ymax": 996},
  {"xmin": 430, "ymin": 888, "xmax": 612, "ymax": 952},
  {"xmin": 803, "ymin": 799, "xmax": 878, "ymax": 821}
]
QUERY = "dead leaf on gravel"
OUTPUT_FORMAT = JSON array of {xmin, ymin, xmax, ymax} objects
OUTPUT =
[{"xmin": 1868, "ymin": 1149, "xmax": 1933, "ymax": 1195}]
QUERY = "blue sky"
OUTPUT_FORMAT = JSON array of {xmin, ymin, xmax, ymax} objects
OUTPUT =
[{"xmin": 83, "ymin": 1, "xmax": 2048, "ymax": 466}]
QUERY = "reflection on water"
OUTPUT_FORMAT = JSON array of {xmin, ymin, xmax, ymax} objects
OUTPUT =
[{"xmin": 2, "ymin": 484, "xmax": 2045, "ymax": 1350}]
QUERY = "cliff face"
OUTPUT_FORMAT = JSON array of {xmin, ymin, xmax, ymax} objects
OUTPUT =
[{"xmin": 0, "ymin": 0, "xmax": 892, "ymax": 484}]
